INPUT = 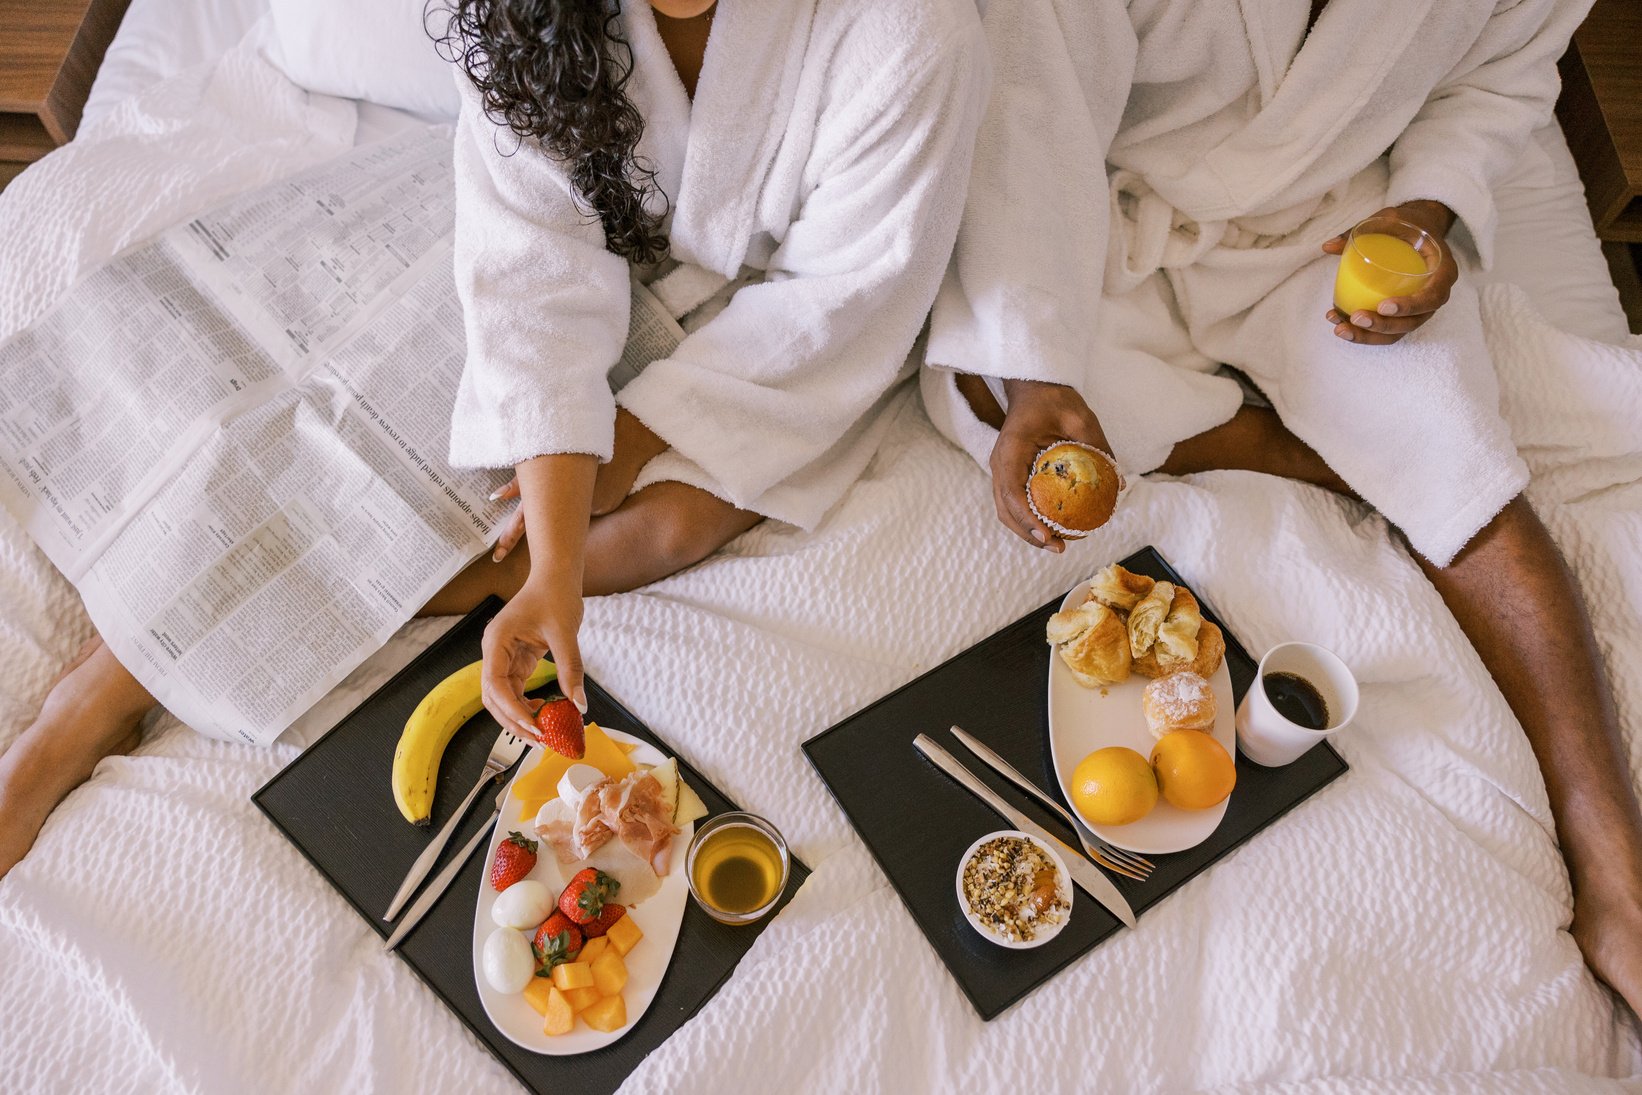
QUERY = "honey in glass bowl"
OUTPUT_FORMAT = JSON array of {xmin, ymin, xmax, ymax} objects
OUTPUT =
[{"xmin": 686, "ymin": 812, "xmax": 789, "ymax": 925}]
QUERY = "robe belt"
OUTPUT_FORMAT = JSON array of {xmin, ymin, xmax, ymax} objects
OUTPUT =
[{"xmin": 1104, "ymin": 167, "xmax": 1382, "ymax": 296}]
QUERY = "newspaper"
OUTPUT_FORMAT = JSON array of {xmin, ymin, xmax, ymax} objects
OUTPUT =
[{"xmin": 0, "ymin": 126, "xmax": 685, "ymax": 745}]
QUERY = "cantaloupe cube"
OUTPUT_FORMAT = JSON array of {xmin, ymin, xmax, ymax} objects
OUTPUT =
[
  {"xmin": 522, "ymin": 977, "xmax": 555, "ymax": 1017},
  {"xmin": 550, "ymin": 961, "xmax": 594, "ymax": 992},
  {"xmin": 581, "ymin": 993, "xmax": 627, "ymax": 1033},
  {"xmin": 564, "ymin": 986, "xmax": 601, "ymax": 1014},
  {"xmin": 542, "ymin": 986, "xmax": 575, "ymax": 1036},
  {"xmin": 591, "ymin": 951, "xmax": 628, "ymax": 997},
  {"xmin": 578, "ymin": 935, "xmax": 610, "ymax": 966},
  {"xmin": 605, "ymin": 914, "xmax": 643, "ymax": 957}
]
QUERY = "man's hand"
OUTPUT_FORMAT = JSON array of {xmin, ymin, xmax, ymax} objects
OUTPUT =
[
  {"xmin": 1322, "ymin": 200, "xmax": 1458, "ymax": 345},
  {"xmin": 989, "ymin": 379, "xmax": 1113, "ymax": 553}
]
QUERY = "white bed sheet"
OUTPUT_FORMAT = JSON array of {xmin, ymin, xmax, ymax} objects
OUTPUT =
[{"xmin": 1, "ymin": 12, "xmax": 1639, "ymax": 1095}]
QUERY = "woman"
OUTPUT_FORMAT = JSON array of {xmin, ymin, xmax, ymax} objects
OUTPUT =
[{"xmin": 0, "ymin": 0, "xmax": 987, "ymax": 877}]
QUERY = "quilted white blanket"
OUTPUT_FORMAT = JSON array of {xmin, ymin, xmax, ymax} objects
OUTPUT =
[{"xmin": 1, "ymin": 27, "xmax": 1640, "ymax": 1094}]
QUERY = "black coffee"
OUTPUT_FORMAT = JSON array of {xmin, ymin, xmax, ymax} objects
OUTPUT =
[{"xmin": 1264, "ymin": 672, "xmax": 1330, "ymax": 730}]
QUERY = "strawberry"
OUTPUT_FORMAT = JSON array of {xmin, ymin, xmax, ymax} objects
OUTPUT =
[
  {"xmin": 533, "ymin": 696, "xmax": 586, "ymax": 760},
  {"xmin": 583, "ymin": 900, "xmax": 626, "ymax": 939},
  {"xmin": 488, "ymin": 831, "xmax": 538, "ymax": 891},
  {"xmin": 557, "ymin": 868, "xmax": 619, "ymax": 926},
  {"xmin": 532, "ymin": 911, "xmax": 583, "ymax": 971}
]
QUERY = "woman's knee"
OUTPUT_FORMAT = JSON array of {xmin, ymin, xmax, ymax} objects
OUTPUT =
[{"xmin": 643, "ymin": 484, "xmax": 753, "ymax": 572}]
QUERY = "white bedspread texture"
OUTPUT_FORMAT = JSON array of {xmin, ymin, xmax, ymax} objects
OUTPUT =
[{"xmin": 0, "ymin": 28, "xmax": 1639, "ymax": 1094}]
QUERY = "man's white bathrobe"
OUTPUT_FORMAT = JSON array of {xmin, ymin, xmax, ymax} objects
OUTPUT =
[
  {"xmin": 449, "ymin": 0, "xmax": 987, "ymax": 529},
  {"xmin": 925, "ymin": 0, "xmax": 1589, "ymax": 566}
]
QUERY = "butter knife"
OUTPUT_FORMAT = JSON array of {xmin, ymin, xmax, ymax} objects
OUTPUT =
[
  {"xmin": 384, "ymin": 783, "xmax": 510, "ymax": 951},
  {"xmin": 913, "ymin": 733, "xmax": 1137, "ymax": 929}
]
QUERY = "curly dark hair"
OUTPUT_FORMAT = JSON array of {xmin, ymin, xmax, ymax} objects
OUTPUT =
[{"xmin": 434, "ymin": 0, "xmax": 669, "ymax": 264}]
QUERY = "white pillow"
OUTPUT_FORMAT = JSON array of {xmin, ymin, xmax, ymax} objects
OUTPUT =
[{"xmin": 267, "ymin": 0, "xmax": 462, "ymax": 119}]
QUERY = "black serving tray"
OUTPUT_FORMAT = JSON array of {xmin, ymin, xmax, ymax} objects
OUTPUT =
[
  {"xmin": 255, "ymin": 596, "xmax": 808, "ymax": 1095},
  {"xmin": 802, "ymin": 546, "xmax": 1347, "ymax": 1020}
]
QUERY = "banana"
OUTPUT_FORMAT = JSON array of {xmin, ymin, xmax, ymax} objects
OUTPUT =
[{"xmin": 391, "ymin": 657, "xmax": 556, "ymax": 826}]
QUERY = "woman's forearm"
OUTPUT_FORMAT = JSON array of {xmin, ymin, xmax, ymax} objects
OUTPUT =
[{"xmin": 514, "ymin": 452, "xmax": 598, "ymax": 590}]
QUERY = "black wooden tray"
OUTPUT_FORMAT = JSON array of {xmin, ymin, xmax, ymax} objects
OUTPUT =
[
  {"xmin": 254, "ymin": 596, "xmax": 809, "ymax": 1094},
  {"xmin": 803, "ymin": 546, "xmax": 1347, "ymax": 1020}
]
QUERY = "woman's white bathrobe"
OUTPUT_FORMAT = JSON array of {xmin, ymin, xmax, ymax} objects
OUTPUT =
[
  {"xmin": 925, "ymin": 0, "xmax": 1589, "ymax": 566},
  {"xmin": 447, "ymin": 0, "xmax": 987, "ymax": 530}
]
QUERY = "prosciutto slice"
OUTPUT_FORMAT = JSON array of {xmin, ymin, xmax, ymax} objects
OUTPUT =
[{"xmin": 534, "ymin": 769, "xmax": 679, "ymax": 877}]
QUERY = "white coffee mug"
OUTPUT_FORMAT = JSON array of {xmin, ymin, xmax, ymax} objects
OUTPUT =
[{"xmin": 1235, "ymin": 642, "xmax": 1358, "ymax": 767}]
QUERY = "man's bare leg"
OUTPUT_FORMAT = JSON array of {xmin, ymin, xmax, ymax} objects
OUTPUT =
[
  {"xmin": 1418, "ymin": 497, "xmax": 1642, "ymax": 1013},
  {"xmin": 1, "ymin": 482, "xmax": 758, "ymax": 881},
  {"xmin": 1164, "ymin": 407, "xmax": 1642, "ymax": 1013}
]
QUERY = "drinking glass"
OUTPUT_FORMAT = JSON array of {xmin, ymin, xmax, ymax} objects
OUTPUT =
[{"xmin": 1333, "ymin": 214, "xmax": 1442, "ymax": 318}]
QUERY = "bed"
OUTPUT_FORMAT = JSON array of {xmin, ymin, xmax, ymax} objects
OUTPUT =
[{"xmin": 1, "ymin": 1, "xmax": 1639, "ymax": 1091}]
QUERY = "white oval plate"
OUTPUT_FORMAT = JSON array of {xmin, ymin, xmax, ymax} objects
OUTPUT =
[
  {"xmin": 472, "ymin": 728, "xmax": 691, "ymax": 1054},
  {"xmin": 1046, "ymin": 578, "xmax": 1236, "ymax": 854}
]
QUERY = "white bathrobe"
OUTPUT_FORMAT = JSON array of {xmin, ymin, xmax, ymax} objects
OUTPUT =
[
  {"xmin": 926, "ymin": 0, "xmax": 1589, "ymax": 566},
  {"xmin": 448, "ymin": 0, "xmax": 988, "ymax": 530}
]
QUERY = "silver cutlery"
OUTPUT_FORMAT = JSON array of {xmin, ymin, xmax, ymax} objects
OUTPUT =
[
  {"xmin": 949, "ymin": 725, "xmax": 1155, "ymax": 882},
  {"xmin": 385, "ymin": 729, "xmax": 529, "ymax": 920},
  {"xmin": 913, "ymin": 734, "xmax": 1137, "ymax": 929},
  {"xmin": 384, "ymin": 782, "xmax": 511, "ymax": 951}
]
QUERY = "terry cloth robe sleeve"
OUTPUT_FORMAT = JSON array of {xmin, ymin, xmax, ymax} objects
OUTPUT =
[
  {"xmin": 923, "ymin": 0, "xmax": 1137, "ymax": 387},
  {"xmin": 1385, "ymin": 0, "xmax": 1591, "ymax": 269},
  {"xmin": 614, "ymin": 17, "xmax": 989, "ymax": 511},
  {"xmin": 446, "ymin": 75, "xmax": 630, "ymax": 469}
]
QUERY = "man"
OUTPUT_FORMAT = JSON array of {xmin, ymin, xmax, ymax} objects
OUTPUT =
[{"xmin": 925, "ymin": 0, "xmax": 1642, "ymax": 1012}]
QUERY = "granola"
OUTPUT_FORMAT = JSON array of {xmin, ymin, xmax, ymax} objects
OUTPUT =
[{"xmin": 960, "ymin": 836, "xmax": 1069, "ymax": 943}]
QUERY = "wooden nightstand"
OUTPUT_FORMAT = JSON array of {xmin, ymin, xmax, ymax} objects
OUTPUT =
[
  {"xmin": 0, "ymin": 0, "xmax": 133, "ymax": 191},
  {"xmin": 1557, "ymin": 0, "xmax": 1642, "ymax": 331}
]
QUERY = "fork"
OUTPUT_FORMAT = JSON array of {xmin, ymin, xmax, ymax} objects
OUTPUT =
[
  {"xmin": 384, "ymin": 728, "xmax": 530, "ymax": 920},
  {"xmin": 948, "ymin": 725, "xmax": 1155, "ymax": 882}
]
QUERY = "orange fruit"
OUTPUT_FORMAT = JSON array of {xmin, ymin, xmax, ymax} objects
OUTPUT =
[
  {"xmin": 1069, "ymin": 747, "xmax": 1158, "ymax": 826},
  {"xmin": 1149, "ymin": 730, "xmax": 1236, "ymax": 810}
]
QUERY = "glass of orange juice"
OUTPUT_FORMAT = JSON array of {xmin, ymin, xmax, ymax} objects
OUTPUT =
[{"xmin": 1333, "ymin": 214, "xmax": 1442, "ymax": 319}]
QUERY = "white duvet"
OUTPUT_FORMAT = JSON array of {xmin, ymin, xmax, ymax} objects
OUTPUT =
[{"xmin": 1, "ymin": 25, "xmax": 1640, "ymax": 1094}]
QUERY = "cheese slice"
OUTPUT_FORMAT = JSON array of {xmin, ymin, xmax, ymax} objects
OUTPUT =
[{"xmin": 512, "ymin": 722, "xmax": 636, "ymax": 820}]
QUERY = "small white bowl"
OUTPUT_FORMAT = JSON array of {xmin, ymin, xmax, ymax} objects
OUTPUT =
[{"xmin": 955, "ymin": 830, "xmax": 1072, "ymax": 949}]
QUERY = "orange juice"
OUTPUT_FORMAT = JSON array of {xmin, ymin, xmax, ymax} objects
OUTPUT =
[{"xmin": 1333, "ymin": 232, "xmax": 1429, "ymax": 316}]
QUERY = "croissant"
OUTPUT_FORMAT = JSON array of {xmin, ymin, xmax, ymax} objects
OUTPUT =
[
  {"xmin": 1135, "ymin": 615, "xmax": 1226, "ymax": 679},
  {"xmin": 1191, "ymin": 621, "xmax": 1226, "ymax": 678},
  {"xmin": 1046, "ymin": 600, "xmax": 1131, "ymax": 687},
  {"xmin": 1046, "ymin": 598, "xmax": 1102, "ymax": 645},
  {"xmin": 1086, "ymin": 564, "xmax": 1155, "ymax": 613},
  {"xmin": 1155, "ymin": 588, "xmax": 1203, "ymax": 664},
  {"xmin": 1127, "ymin": 580, "xmax": 1175, "ymax": 657}
]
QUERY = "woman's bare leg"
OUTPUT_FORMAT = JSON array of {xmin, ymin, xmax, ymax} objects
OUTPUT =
[
  {"xmin": 421, "ymin": 480, "xmax": 762, "ymax": 615},
  {"xmin": 0, "ymin": 637, "xmax": 154, "ymax": 880},
  {"xmin": 1163, "ymin": 407, "xmax": 1642, "ymax": 1014}
]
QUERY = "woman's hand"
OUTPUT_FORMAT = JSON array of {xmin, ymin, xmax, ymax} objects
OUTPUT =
[
  {"xmin": 989, "ymin": 379, "xmax": 1113, "ymax": 553},
  {"xmin": 1322, "ymin": 200, "xmax": 1459, "ymax": 345},
  {"xmin": 479, "ymin": 453, "xmax": 597, "ymax": 734},
  {"xmin": 481, "ymin": 571, "xmax": 584, "ymax": 738},
  {"xmin": 489, "ymin": 410, "xmax": 667, "ymax": 562}
]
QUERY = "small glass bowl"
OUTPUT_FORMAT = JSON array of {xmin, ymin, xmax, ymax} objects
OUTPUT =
[{"xmin": 685, "ymin": 811, "xmax": 790, "ymax": 926}]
